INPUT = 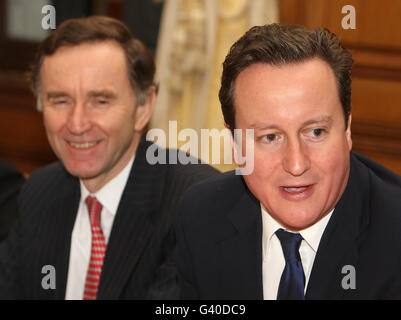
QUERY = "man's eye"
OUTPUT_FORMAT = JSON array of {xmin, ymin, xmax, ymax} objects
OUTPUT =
[
  {"xmin": 96, "ymin": 99, "xmax": 109, "ymax": 105},
  {"xmin": 261, "ymin": 134, "xmax": 278, "ymax": 143},
  {"xmin": 54, "ymin": 99, "xmax": 68, "ymax": 105},
  {"xmin": 310, "ymin": 128, "xmax": 326, "ymax": 138}
]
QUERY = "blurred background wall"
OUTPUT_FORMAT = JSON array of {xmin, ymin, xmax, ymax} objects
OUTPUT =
[{"xmin": 0, "ymin": 0, "xmax": 400, "ymax": 175}]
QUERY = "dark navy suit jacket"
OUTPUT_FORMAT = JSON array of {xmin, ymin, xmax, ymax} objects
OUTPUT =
[
  {"xmin": 176, "ymin": 152, "xmax": 401, "ymax": 299},
  {"xmin": 0, "ymin": 139, "xmax": 217, "ymax": 299},
  {"xmin": 0, "ymin": 161, "xmax": 24, "ymax": 242}
]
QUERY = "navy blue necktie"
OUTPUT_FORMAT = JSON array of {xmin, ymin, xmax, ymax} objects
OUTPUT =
[{"xmin": 276, "ymin": 228, "xmax": 305, "ymax": 300}]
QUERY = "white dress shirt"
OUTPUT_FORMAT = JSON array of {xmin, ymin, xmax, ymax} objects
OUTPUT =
[
  {"xmin": 65, "ymin": 155, "xmax": 135, "ymax": 300},
  {"xmin": 261, "ymin": 204, "xmax": 333, "ymax": 300}
]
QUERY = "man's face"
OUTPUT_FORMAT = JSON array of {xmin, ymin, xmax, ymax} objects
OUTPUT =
[
  {"xmin": 234, "ymin": 58, "xmax": 352, "ymax": 231},
  {"xmin": 40, "ymin": 41, "xmax": 154, "ymax": 192}
]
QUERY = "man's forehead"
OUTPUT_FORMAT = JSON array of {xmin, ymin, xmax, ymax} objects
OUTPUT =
[
  {"xmin": 41, "ymin": 40, "xmax": 127, "ymax": 72},
  {"xmin": 234, "ymin": 59, "xmax": 338, "ymax": 103},
  {"xmin": 40, "ymin": 41, "xmax": 130, "ymax": 89},
  {"xmin": 47, "ymin": 39, "xmax": 124, "ymax": 56},
  {"xmin": 235, "ymin": 58, "xmax": 334, "ymax": 85},
  {"xmin": 233, "ymin": 59, "xmax": 343, "ymax": 127}
]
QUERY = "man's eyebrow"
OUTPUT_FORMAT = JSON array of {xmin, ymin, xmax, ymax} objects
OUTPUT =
[
  {"xmin": 45, "ymin": 90, "xmax": 117, "ymax": 99},
  {"xmin": 249, "ymin": 116, "xmax": 334, "ymax": 130},
  {"xmin": 87, "ymin": 89, "xmax": 117, "ymax": 98},
  {"xmin": 45, "ymin": 91, "xmax": 69, "ymax": 99},
  {"xmin": 249, "ymin": 123, "xmax": 279, "ymax": 130},
  {"xmin": 302, "ymin": 116, "xmax": 333, "ymax": 127}
]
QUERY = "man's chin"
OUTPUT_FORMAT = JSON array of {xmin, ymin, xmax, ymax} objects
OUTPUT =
[
  {"xmin": 63, "ymin": 163, "xmax": 101, "ymax": 180},
  {"xmin": 272, "ymin": 209, "xmax": 322, "ymax": 231}
]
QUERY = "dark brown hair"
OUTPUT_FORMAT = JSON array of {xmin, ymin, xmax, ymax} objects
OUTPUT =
[
  {"xmin": 29, "ymin": 15, "xmax": 155, "ymax": 108},
  {"xmin": 219, "ymin": 24, "xmax": 353, "ymax": 132}
]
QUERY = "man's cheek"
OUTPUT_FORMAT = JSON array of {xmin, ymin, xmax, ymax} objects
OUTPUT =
[{"xmin": 246, "ymin": 166, "xmax": 269, "ymax": 191}]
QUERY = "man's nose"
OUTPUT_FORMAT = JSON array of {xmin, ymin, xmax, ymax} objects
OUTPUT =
[
  {"xmin": 282, "ymin": 138, "xmax": 311, "ymax": 176},
  {"xmin": 66, "ymin": 102, "xmax": 91, "ymax": 135}
]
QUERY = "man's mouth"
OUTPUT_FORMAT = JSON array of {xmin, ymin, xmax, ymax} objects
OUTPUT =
[
  {"xmin": 282, "ymin": 186, "xmax": 309, "ymax": 194},
  {"xmin": 279, "ymin": 184, "xmax": 314, "ymax": 200},
  {"xmin": 68, "ymin": 141, "xmax": 100, "ymax": 149}
]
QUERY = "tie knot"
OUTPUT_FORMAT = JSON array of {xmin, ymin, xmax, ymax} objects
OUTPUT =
[
  {"xmin": 85, "ymin": 196, "xmax": 103, "ymax": 228},
  {"xmin": 276, "ymin": 228, "xmax": 303, "ymax": 262}
]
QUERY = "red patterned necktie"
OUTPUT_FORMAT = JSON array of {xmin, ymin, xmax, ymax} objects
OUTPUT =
[{"xmin": 83, "ymin": 196, "xmax": 107, "ymax": 300}]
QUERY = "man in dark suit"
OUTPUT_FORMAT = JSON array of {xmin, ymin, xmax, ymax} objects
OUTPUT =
[
  {"xmin": 0, "ymin": 161, "xmax": 24, "ymax": 242},
  {"xmin": 176, "ymin": 24, "xmax": 401, "ymax": 299},
  {"xmin": 0, "ymin": 16, "xmax": 217, "ymax": 299}
]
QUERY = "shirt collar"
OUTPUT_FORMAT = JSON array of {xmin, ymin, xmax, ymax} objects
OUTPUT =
[
  {"xmin": 79, "ymin": 154, "xmax": 135, "ymax": 216},
  {"xmin": 299, "ymin": 209, "xmax": 333, "ymax": 252},
  {"xmin": 261, "ymin": 203, "xmax": 333, "ymax": 255}
]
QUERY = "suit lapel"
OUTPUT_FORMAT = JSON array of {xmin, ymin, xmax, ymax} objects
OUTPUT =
[
  {"xmin": 97, "ymin": 140, "xmax": 166, "ymax": 299},
  {"xmin": 39, "ymin": 170, "xmax": 80, "ymax": 299},
  {"xmin": 306, "ymin": 153, "xmax": 370, "ymax": 299},
  {"xmin": 216, "ymin": 181, "xmax": 263, "ymax": 299}
]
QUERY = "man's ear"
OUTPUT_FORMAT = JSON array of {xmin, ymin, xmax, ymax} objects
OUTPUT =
[
  {"xmin": 346, "ymin": 113, "xmax": 352, "ymax": 151},
  {"xmin": 134, "ymin": 86, "xmax": 156, "ymax": 132}
]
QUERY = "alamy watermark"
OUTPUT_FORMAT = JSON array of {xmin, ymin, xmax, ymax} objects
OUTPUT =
[
  {"xmin": 41, "ymin": 4, "xmax": 356, "ymax": 31},
  {"xmin": 341, "ymin": 265, "xmax": 356, "ymax": 290},
  {"xmin": 146, "ymin": 121, "xmax": 255, "ymax": 175},
  {"xmin": 41, "ymin": 5, "xmax": 56, "ymax": 30},
  {"xmin": 41, "ymin": 265, "xmax": 56, "ymax": 290},
  {"xmin": 342, "ymin": 5, "xmax": 356, "ymax": 30}
]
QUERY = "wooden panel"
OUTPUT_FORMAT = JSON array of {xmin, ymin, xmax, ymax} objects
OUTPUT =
[
  {"xmin": 0, "ymin": 72, "xmax": 56, "ymax": 175},
  {"xmin": 279, "ymin": 0, "xmax": 401, "ymax": 176},
  {"xmin": 282, "ymin": 0, "xmax": 401, "ymax": 48},
  {"xmin": 350, "ymin": 46, "xmax": 401, "ymax": 82},
  {"xmin": 279, "ymin": 0, "xmax": 307, "ymax": 25},
  {"xmin": 324, "ymin": 0, "xmax": 401, "ymax": 49},
  {"xmin": 352, "ymin": 120, "xmax": 401, "ymax": 175},
  {"xmin": 351, "ymin": 78, "xmax": 401, "ymax": 125}
]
